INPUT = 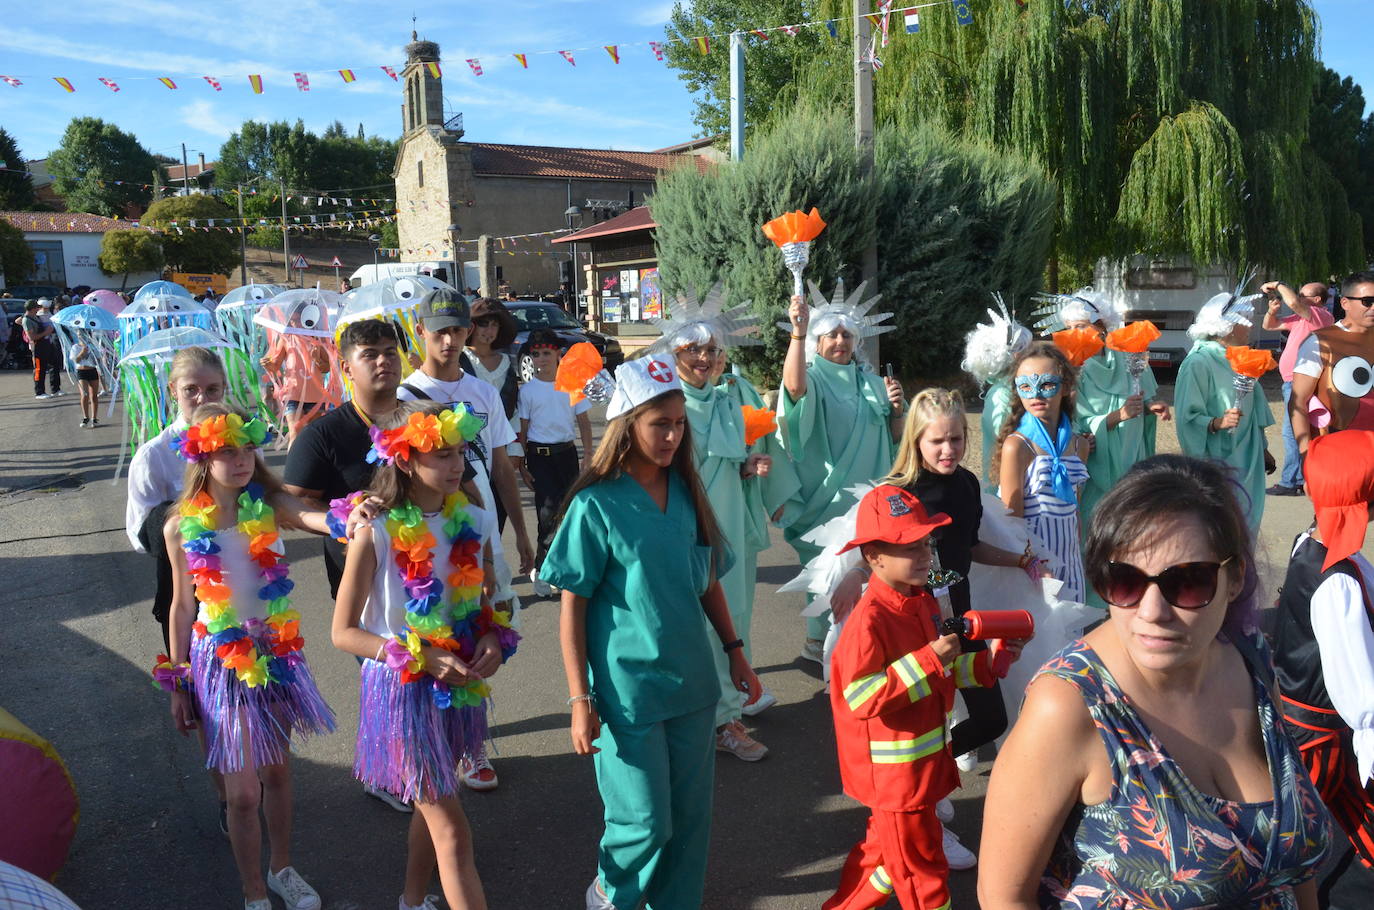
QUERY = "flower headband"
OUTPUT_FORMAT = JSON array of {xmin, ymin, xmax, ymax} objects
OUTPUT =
[
  {"xmin": 172, "ymin": 413, "xmax": 274, "ymax": 462},
  {"xmin": 368, "ymin": 404, "xmax": 486, "ymax": 465}
]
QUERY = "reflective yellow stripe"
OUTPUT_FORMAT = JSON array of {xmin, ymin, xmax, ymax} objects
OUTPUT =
[
  {"xmin": 868, "ymin": 864, "xmax": 893, "ymax": 895},
  {"xmin": 844, "ymin": 672, "xmax": 885, "ymax": 711},
  {"xmin": 953, "ymin": 652, "xmax": 978, "ymax": 688},
  {"xmin": 869, "ymin": 726, "xmax": 946, "ymax": 764},
  {"xmin": 891, "ymin": 651, "xmax": 932, "ymax": 702}
]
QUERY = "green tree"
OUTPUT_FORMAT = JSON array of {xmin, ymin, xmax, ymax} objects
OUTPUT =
[
  {"xmin": 668, "ymin": 1, "xmax": 1360, "ymax": 283},
  {"xmin": 0, "ymin": 127, "xmax": 39, "ymax": 210},
  {"xmin": 99, "ymin": 229, "xmax": 164, "ymax": 289},
  {"xmin": 142, "ymin": 195, "xmax": 239, "ymax": 275},
  {"xmin": 1309, "ymin": 67, "xmax": 1374, "ymax": 260},
  {"xmin": 46, "ymin": 117, "xmax": 160, "ymax": 216},
  {"xmin": 651, "ymin": 103, "xmax": 1055, "ymax": 385},
  {"xmin": 0, "ymin": 219, "xmax": 34, "ymax": 285}
]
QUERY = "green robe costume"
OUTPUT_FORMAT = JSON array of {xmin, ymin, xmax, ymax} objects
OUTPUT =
[
  {"xmin": 777, "ymin": 356, "xmax": 895, "ymax": 640},
  {"xmin": 1174, "ymin": 340, "xmax": 1275, "ymax": 534},
  {"xmin": 980, "ymin": 380, "xmax": 1014, "ymax": 492}
]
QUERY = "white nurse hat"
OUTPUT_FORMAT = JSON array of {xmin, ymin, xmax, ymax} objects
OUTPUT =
[{"xmin": 605, "ymin": 354, "xmax": 683, "ymax": 420}]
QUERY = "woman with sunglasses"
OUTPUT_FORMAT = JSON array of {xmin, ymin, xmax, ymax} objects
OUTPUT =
[{"xmin": 978, "ymin": 455, "xmax": 1330, "ymax": 909}]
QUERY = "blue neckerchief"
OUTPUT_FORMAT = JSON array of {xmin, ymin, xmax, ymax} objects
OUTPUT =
[{"xmin": 1017, "ymin": 411, "xmax": 1076, "ymax": 503}]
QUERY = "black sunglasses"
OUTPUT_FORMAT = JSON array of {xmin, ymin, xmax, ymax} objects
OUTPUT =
[
  {"xmin": 1095, "ymin": 556, "xmax": 1235, "ymax": 610},
  {"xmin": 1342, "ymin": 295, "xmax": 1374, "ymax": 307}
]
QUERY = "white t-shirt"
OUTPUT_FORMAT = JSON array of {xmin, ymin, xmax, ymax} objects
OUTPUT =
[
  {"xmin": 125, "ymin": 421, "xmax": 187, "ymax": 552},
  {"xmin": 517, "ymin": 378, "xmax": 590, "ymax": 445},
  {"xmin": 1293, "ymin": 322, "xmax": 1353, "ymax": 378}
]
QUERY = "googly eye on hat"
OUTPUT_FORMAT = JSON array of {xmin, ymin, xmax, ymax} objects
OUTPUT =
[{"xmin": 605, "ymin": 355, "xmax": 682, "ymax": 420}]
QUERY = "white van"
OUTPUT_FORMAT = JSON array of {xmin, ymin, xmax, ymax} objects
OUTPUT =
[
  {"xmin": 1093, "ymin": 255, "xmax": 1282, "ymax": 368},
  {"xmin": 349, "ymin": 260, "xmax": 481, "ymax": 292}
]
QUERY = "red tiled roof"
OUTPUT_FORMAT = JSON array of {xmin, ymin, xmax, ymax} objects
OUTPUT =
[
  {"xmin": 0, "ymin": 211, "xmax": 148, "ymax": 233},
  {"xmin": 553, "ymin": 206, "xmax": 655, "ymax": 243},
  {"xmin": 466, "ymin": 143, "xmax": 708, "ymax": 180},
  {"xmin": 166, "ymin": 161, "xmax": 215, "ymax": 181}
]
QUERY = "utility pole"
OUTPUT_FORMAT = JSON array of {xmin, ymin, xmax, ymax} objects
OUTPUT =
[
  {"xmin": 854, "ymin": 1, "xmax": 878, "ymax": 294},
  {"xmin": 180, "ymin": 143, "xmax": 192, "ymax": 196},
  {"xmin": 236, "ymin": 183, "xmax": 247, "ymax": 286},
  {"xmin": 279, "ymin": 177, "xmax": 291, "ymax": 287},
  {"xmin": 729, "ymin": 31, "xmax": 745, "ymax": 162}
]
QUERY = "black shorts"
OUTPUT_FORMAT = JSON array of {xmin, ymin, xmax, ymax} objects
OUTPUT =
[{"xmin": 76, "ymin": 367, "xmax": 99, "ymax": 382}]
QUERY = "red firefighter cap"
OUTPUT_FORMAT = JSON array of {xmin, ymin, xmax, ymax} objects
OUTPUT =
[
  {"xmin": 1306, "ymin": 430, "xmax": 1374, "ymax": 570},
  {"xmin": 839, "ymin": 484, "xmax": 952, "ymax": 554}
]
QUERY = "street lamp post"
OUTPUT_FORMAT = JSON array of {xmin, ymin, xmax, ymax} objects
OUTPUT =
[
  {"xmin": 445, "ymin": 223, "xmax": 462, "ymax": 290},
  {"xmin": 368, "ymin": 233, "xmax": 381, "ymax": 272},
  {"xmin": 564, "ymin": 204, "xmax": 583, "ymax": 316}
]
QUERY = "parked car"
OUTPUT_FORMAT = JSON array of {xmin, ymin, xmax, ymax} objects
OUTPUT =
[
  {"xmin": 504, "ymin": 301, "xmax": 624, "ymax": 381},
  {"xmin": 5, "ymin": 284, "xmax": 63, "ymax": 301}
]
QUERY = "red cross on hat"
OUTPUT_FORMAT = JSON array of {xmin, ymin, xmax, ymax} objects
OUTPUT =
[{"xmin": 647, "ymin": 359, "xmax": 674, "ymax": 383}]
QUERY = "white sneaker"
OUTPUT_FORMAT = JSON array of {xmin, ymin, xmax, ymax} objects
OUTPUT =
[
  {"xmin": 800, "ymin": 637, "xmax": 825, "ymax": 664},
  {"xmin": 35, "ymin": 393, "xmax": 50, "ymax": 400},
  {"xmin": 267, "ymin": 865, "xmax": 321, "ymax": 910},
  {"xmin": 942, "ymin": 825, "xmax": 977, "ymax": 870},
  {"xmin": 363, "ymin": 782, "xmax": 413, "ymax": 813},
  {"xmin": 716, "ymin": 719, "xmax": 769, "ymax": 761},
  {"xmin": 399, "ymin": 895, "xmax": 443, "ymax": 910},
  {"xmin": 955, "ymin": 750, "xmax": 978, "ymax": 772},
  {"xmin": 936, "ymin": 797, "xmax": 954, "ymax": 823},
  {"xmin": 50, "ymin": 389, "xmax": 64, "ymax": 396},
  {"xmin": 585, "ymin": 878, "xmax": 615, "ymax": 910},
  {"xmin": 740, "ymin": 687, "xmax": 777, "ymax": 717}
]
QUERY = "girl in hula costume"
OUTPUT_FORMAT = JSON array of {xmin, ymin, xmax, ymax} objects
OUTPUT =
[
  {"xmin": 160, "ymin": 404, "xmax": 336, "ymax": 910},
  {"xmin": 542, "ymin": 354, "xmax": 763, "ymax": 910},
  {"xmin": 332, "ymin": 401, "xmax": 519, "ymax": 910}
]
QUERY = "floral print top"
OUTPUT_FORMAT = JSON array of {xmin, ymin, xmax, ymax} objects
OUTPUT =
[{"xmin": 1035, "ymin": 637, "xmax": 1330, "ymax": 909}]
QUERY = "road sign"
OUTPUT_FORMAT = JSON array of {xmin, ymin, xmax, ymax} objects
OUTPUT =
[
  {"xmin": 291, "ymin": 254, "xmax": 310, "ymax": 270},
  {"xmin": 330, "ymin": 256, "xmax": 342, "ymax": 268}
]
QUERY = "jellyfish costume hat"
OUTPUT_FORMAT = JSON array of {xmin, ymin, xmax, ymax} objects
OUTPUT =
[
  {"xmin": 334, "ymin": 275, "xmax": 453, "ymax": 382},
  {"xmin": 119, "ymin": 282, "xmax": 212, "ymax": 352},
  {"xmin": 214, "ymin": 283, "xmax": 284, "ymax": 414},
  {"xmin": 53, "ymin": 303, "xmax": 121, "ymax": 399},
  {"xmin": 117, "ymin": 325, "xmax": 237, "ymax": 456},
  {"xmin": 253, "ymin": 287, "xmax": 346, "ymax": 434},
  {"xmin": 82, "ymin": 288, "xmax": 128, "ymax": 318}
]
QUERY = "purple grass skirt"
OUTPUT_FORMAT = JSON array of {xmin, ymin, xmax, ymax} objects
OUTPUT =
[
  {"xmin": 189, "ymin": 632, "xmax": 336, "ymax": 773},
  {"xmin": 354, "ymin": 659, "xmax": 488, "ymax": 803}
]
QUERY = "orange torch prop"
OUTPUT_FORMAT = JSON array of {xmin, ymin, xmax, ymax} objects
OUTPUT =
[
  {"xmin": 1050, "ymin": 327, "xmax": 1104, "ymax": 368},
  {"xmin": 1225, "ymin": 346, "xmax": 1277, "ymax": 432},
  {"xmin": 762, "ymin": 208, "xmax": 827, "ymax": 297},
  {"xmin": 1105, "ymin": 320, "xmax": 1162, "ymax": 396}
]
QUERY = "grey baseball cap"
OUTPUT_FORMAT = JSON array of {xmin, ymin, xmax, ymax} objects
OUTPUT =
[{"xmin": 417, "ymin": 287, "xmax": 471, "ymax": 330}]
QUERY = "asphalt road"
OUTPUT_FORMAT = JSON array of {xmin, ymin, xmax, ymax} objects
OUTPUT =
[{"xmin": 1, "ymin": 368, "xmax": 1369, "ymax": 910}]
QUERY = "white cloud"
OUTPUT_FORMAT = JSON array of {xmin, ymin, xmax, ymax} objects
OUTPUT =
[
  {"xmin": 631, "ymin": 3, "xmax": 676, "ymax": 27},
  {"xmin": 179, "ymin": 99, "xmax": 240, "ymax": 140}
]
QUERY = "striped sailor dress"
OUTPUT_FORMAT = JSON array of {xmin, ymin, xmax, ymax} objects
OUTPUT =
[{"xmin": 1011, "ymin": 439, "xmax": 1090, "ymax": 605}]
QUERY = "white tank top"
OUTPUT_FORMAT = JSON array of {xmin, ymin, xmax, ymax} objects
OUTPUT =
[
  {"xmin": 360, "ymin": 503, "xmax": 495, "ymax": 639},
  {"xmin": 194, "ymin": 526, "xmax": 286, "ymax": 626}
]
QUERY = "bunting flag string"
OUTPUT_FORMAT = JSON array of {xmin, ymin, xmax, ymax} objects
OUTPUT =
[{"xmin": 4, "ymin": 2, "xmax": 977, "ymax": 95}]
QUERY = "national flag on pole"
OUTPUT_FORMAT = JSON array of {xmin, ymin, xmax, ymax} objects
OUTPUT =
[
  {"xmin": 425, "ymin": 62, "xmax": 441, "ymax": 78},
  {"xmin": 98, "ymin": 77, "xmax": 120, "ymax": 92},
  {"xmin": 865, "ymin": 13, "xmax": 882, "ymax": 27},
  {"xmin": 339, "ymin": 69, "xmax": 357, "ymax": 83},
  {"xmin": 781, "ymin": 25, "xmax": 800, "ymax": 36},
  {"xmin": 467, "ymin": 58, "xmax": 483, "ymax": 75},
  {"xmin": 904, "ymin": 10, "xmax": 920, "ymax": 32},
  {"xmin": 0, "ymin": 76, "xmax": 21, "ymax": 87},
  {"xmin": 204, "ymin": 75, "xmax": 223, "ymax": 91},
  {"xmin": 826, "ymin": 20, "xmax": 840, "ymax": 38},
  {"xmin": 648, "ymin": 41, "xmax": 665, "ymax": 61},
  {"xmin": 694, "ymin": 36, "xmax": 710, "ymax": 55},
  {"xmin": 248, "ymin": 74, "xmax": 264, "ymax": 94},
  {"xmin": 294, "ymin": 72, "xmax": 310, "ymax": 91},
  {"xmin": 605, "ymin": 45, "xmax": 620, "ymax": 63},
  {"xmin": 559, "ymin": 50, "xmax": 576, "ymax": 66},
  {"xmin": 752, "ymin": 29, "xmax": 770, "ymax": 40},
  {"xmin": 54, "ymin": 77, "xmax": 75, "ymax": 93},
  {"xmin": 381, "ymin": 65, "xmax": 398, "ymax": 81},
  {"xmin": 953, "ymin": 0, "xmax": 974, "ymax": 26},
  {"xmin": 158, "ymin": 77, "xmax": 177, "ymax": 89},
  {"xmin": 878, "ymin": 0, "xmax": 894, "ymax": 46},
  {"xmin": 513, "ymin": 53, "xmax": 528, "ymax": 68}
]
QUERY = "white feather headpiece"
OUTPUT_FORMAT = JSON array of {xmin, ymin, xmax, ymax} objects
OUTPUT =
[
  {"xmin": 645, "ymin": 282, "xmax": 762, "ymax": 357},
  {"xmin": 1033, "ymin": 286, "xmax": 1128, "ymax": 333},
  {"xmin": 776, "ymin": 280, "xmax": 895, "ymax": 367},
  {"xmin": 961, "ymin": 292, "xmax": 1032, "ymax": 385},
  {"xmin": 1189, "ymin": 266, "xmax": 1261, "ymax": 341}
]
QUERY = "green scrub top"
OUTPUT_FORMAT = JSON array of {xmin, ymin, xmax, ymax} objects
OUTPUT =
[
  {"xmin": 980, "ymin": 380, "xmax": 1014, "ymax": 492},
  {"xmin": 776, "ymin": 355, "xmax": 895, "ymax": 542},
  {"xmin": 1174, "ymin": 340, "xmax": 1275, "ymax": 533},
  {"xmin": 539, "ymin": 471, "xmax": 728, "ymax": 726},
  {"xmin": 1073, "ymin": 348, "xmax": 1159, "ymax": 529}
]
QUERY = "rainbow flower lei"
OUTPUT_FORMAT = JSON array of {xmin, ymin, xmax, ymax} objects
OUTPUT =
[
  {"xmin": 172, "ymin": 413, "xmax": 273, "ymax": 462},
  {"xmin": 179, "ymin": 482, "xmax": 301, "ymax": 689},
  {"xmin": 368, "ymin": 405, "xmax": 485, "ymax": 465},
  {"xmin": 382, "ymin": 491, "xmax": 519, "ymax": 709}
]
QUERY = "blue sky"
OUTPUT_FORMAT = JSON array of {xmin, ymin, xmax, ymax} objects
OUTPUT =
[{"xmin": 0, "ymin": 0, "xmax": 1369, "ymax": 169}]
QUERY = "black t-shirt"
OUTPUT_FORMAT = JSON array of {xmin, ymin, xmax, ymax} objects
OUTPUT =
[{"xmin": 907, "ymin": 465, "xmax": 982, "ymax": 616}]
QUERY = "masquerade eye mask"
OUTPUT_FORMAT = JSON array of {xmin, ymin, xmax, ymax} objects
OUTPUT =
[{"xmin": 1015, "ymin": 373, "xmax": 1063, "ymax": 400}]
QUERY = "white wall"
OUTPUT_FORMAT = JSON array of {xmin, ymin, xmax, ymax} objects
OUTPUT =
[{"xmin": 23, "ymin": 231, "xmax": 161, "ymax": 290}]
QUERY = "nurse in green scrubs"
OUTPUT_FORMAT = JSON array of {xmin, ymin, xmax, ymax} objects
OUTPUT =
[
  {"xmin": 960, "ymin": 296, "xmax": 1033, "ymax": 491},
  {"xmin": 777, "ymin": 284, "xmax": 903, "ymax": 662},
  {"xmin": 544, "ymin": 354, "xmax": 761, "ymax": 910},
  {"xmin": 1174, "ymin": 289, "xmax": 1276, "ymax": 534}
]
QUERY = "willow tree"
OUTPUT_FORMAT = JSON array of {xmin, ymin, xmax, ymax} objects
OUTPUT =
[{"xmin": 804, "ymin": 0, "xmax": 1360, "ymax": 281}]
